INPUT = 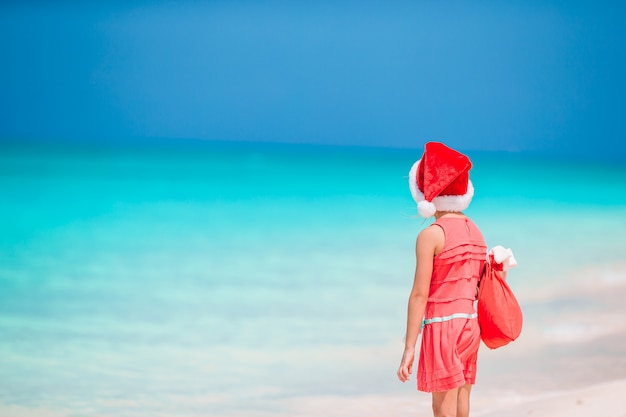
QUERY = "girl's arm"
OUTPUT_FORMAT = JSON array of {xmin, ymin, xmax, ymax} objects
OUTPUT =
[{"xmin": 397, "ymin": 225, "xmax": 442, "ymax": 383}]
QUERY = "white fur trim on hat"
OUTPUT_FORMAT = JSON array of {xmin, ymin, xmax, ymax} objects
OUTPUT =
[
  {"xmin": 408, "ymin": 160, "xmax": 424, "ymax": 203},
  {"xmin": 408, "ymin": 159, "xmax": 474, "ymax": 217}
]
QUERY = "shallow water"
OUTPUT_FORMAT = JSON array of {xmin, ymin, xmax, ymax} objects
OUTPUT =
[{"xmin": 0, "ymin": 139, "xmax": 625, "ymax": 416}]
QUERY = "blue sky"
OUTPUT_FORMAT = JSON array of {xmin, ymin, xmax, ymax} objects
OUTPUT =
[{"xmin": 1, "ymin": 1, "xmax": 625, "ymax": 156}]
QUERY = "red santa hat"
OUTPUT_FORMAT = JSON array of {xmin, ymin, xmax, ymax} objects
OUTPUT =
[{"xmin": 408, "ymin": 141, "xmax": 474, "ymax": 217}]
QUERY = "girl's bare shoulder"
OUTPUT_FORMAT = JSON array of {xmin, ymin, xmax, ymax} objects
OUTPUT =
[{"xmin": 416, "ymin": 224, "xmax": 445, "ymax": 247}]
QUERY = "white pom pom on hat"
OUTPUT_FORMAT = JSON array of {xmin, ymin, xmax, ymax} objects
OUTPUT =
[
  {"xmin": 417, "ymin": 200, "xmax": 437, "ymax": 218},
  {"xmin": 408, "ymin": 142, "xmax": 474, "ymax": 217}
]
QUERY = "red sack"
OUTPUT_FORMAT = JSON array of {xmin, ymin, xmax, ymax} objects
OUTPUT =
[{"xmin": 477, "ymin": 256, "xmax": 523, "ymax": 349}]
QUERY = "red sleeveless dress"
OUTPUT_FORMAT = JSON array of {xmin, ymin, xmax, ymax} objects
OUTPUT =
[{"xmin": 417, "ymin": 216, "xmax": 487, "ymax": 392}]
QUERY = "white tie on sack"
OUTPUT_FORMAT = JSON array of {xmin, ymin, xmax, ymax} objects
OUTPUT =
[{"xmin": 488, "ymin": 245, "xmax": 518, "ymax": 271}]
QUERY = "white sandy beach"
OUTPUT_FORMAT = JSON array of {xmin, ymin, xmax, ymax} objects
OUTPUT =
[
  {"xmin": 279, "ymin": 277, "xmax": 626, "ymax": 417},
  {"xmin": 475, "ymin": 379, "xmax": 626, "ymax": 417},
  {"xmin": 279, "ymin": 378, "xmax": 626, "ymax": 417}
]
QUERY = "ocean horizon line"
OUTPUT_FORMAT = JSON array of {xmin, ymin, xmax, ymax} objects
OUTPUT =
[{"xmin": 1, "ymin": 135, "xmax": 624, "ymax": 163}]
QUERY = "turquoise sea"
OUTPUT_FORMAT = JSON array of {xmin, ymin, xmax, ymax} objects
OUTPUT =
[{"xmin": 1, "ymin": 139, "xmax": 625, "ymax": 416}]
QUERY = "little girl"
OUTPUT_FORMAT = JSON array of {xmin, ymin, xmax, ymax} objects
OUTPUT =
[{"xmin": 397, "ymin": 142, "xmax": 487, "ymax": 417}]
